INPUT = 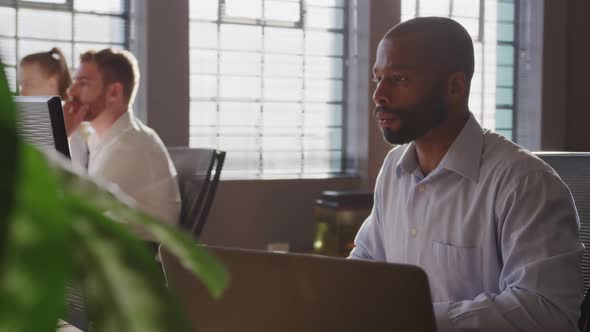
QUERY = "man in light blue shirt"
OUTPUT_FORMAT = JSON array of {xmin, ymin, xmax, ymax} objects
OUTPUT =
[{"xmin": 350, "ymin": 17, "xmax": 584, "ymax": 331}]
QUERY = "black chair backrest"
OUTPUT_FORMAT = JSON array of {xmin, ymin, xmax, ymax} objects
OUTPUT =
[
  {"xmin": 167, "ymin": 147, "xmax": 225, "ymax": 238},
  {"xmin": 534, "ymin": 152, "xmax": 590, "ymax": 331}
]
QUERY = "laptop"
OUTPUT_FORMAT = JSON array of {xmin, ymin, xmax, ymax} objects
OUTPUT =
[
  {"xmin": 14, "ymin": 96, "xmax": 70, "ymax": 159},
  {"xmin": 160, "ymin": 246, "xmax": 437, "ymax": 332}
]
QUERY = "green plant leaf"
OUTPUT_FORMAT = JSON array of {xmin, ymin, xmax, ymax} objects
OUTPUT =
[
  {"xmin": 0, "ymin": 60, "xmax": 19, "ymax": 261},
  {"xmin": 67, "ymin": 196, "xmax": 191, "ymax": 332},
  {"xmin": 55, "ymin": 167, "xmax": 229, "ymax": 299},
  {"xmin": 0, "ymin": 144, "xmax": 72, "ymax": 332}
]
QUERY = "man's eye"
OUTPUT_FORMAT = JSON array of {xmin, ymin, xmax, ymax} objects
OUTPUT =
[{"xmin": 392, "ymin": 75, "xmax": 407, "ymax": 83}]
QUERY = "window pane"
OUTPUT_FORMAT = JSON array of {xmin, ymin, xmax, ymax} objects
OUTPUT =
[
  {"xmin": 190, "ymin": 0, "xmax": 218, "ymax": 20},
  {"xmin": 495, "ymin": 109, "xmax": 513, "ymax": 129},
  {"xmin": 18, "ymin": 9, "xmax": 72, "ymax": 40},
  {"xmin": 304, "ymin": 150, "xmax": 341, "ymax": 173},
  {"xmin": 304, "ymin": 127, "xmax": 342, "ymax": 150},
  {"xmin": 263, "ymin": 152, "xmax": 301, "ymax": 174},
  {"xmin": 219, "ymin": 76, "xmax": 261, "ymax": 99},
  {"xmin": 264, "ymin": 1, "xmax": 300, "ymax": 22},
  {"xmin": 497, "ymin": 45, "xmax": 514, "ymax": 66},
  {"xmin": 264, "ymin": 54, "xmax": 302, "ymax": 77},
  {"xmin": 263, "ymin": 78, "xmax": 302, "ymax": 101},
  {"xmin": 74, "ymin": 14, "xmax": 126, "ymax": 44},
  {"xmin": 223, "ymin": 151, "xmax": 260, "ymax": 176},
  {"xmin": 74, "ymin": 0, "xmax": 125, "ymax": 14},
  {"xmin": 190, "ymin": 22, "xmax": 218, "ymax": 49},
  {"xmin": 190, "ymin": 49, "xmax": 218, "ymax": 74},
  {"xmin": 496, "ymin": 87, "xmax": 513, "ymax": 106},
  {"xmin": 401, "ymin": 0, "xmax": 416, "ymax": 18},
  {"xmin": 455, "ymin": 17, "xmax": 479, "ymax": 39},
  {"xmin": 219, "ymin": 134, "xmax": 259, "ymax": 153},
  {"xmin": 303, "ymin": 104, "xmax": 342, "ymax": 128},
  {"xmin": 219, "ymin": 102, "xmax": 260, "ymax": 127},
  {"xmin": 452, "ymin": 0, "xmax": 479, "ymax": 18},
  {"xmin": 305, "ymin": 79, "xmax": 342, "ymax": 102},
  {"xmin": 263, "ymin": 103, "xmax": 301, "ymax": 127},
  {"xmin": 19, "ymin": 40, "xmax": 72, "ymax": 66},
  {"xmin": 190, "ymin": 74, "xmax": 217, "ymax": 98},
  {"xmin": 498, "ymin": 2, "xmax": 515, "ymax": 22},
  {"xmin": 225, "ymin": 0, "xmax": 262, "ymax": 19},
  {"xmin": 304, "ymin": 31, "xmax": 343, "ymax": 56},
  {"xmin": 496, "ymin": 66, "xmax": 514, "ymax": 87},
  {"xmin": 305, "ymin": 0, "xmax": 344, "ymax": 7},
  {"xmin": 0, "ymin": 38, "xmax": 16, "ymax": 66},
  {"xmin": 305, "ymin": 56, "xmax": 343, "ymax": 79},
  {"xmin": 262, "ymin": 133, "xmax": 301, "ymax": 152},
  {"xmin": 190, "ymin": 127, "xmax": 218, "ymax": 148},
  {"xmin": 498, "ymin": 23, "xmax": 514, "ymax": 42},
  {"xmin": 264, "ymin": 27, "xmax": 303, "ymax": 54},
  {"xmin": 20, "ymin": 0, "xmax": 66, "ymax": 3},
  {"xmin": 220, "ymin": 51, "xmax": 261, "ymax": 76},
  {"xmin": 419, "ymin": 0, "xmax": 450, "ymax": 16},
  {"xmin": 220, "ymin": 24, "xmax": 262, "ymax": 51},
  {"xmin": 305, "ymin": 7, "xmax": 344, "ymax": 29},
  {"xmin": 0, "ymin": 7, "xmax": 16, "ymax": 37},
  {"xmin": 190, "ymin": 101, "xmax": 217, "ymax": 126}
]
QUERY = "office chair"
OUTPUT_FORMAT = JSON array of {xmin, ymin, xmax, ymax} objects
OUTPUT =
[
  {"xmin": 534, "ymin": 152, "xmax": 590, "ymax": 331},
  {"xmin": 167, "ymin": 147, "xmax": 226, "ymax": 239}
]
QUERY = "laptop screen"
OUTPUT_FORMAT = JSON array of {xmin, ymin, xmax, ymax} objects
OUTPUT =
[{"xmin": 14, "ymin": 96, "xmax": 70, "ymax": 159}]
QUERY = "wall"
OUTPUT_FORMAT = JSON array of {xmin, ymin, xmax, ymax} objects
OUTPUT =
[
  {"xmin": 518, "ymin": 0, "xmax": 590, "ymax": 151},
  {"xmin": 200, "ymin": 177, "xmax": 360, "ymax": 252},
  {"xmin": 565, "ymin": 0, "xmax": 590, "ymax": 151},
  {"xmin": 132, "ymin": 0, "xmax": 190, "ymax": 147}
]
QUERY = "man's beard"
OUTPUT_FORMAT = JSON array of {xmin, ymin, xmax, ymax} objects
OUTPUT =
[
  {"xmin": 376, "ymin": 95, "xmax": 449, "ymax": 145},
  {"xmin": 79, "ymin": 92, "xmax": 107, "ymax": 122}
]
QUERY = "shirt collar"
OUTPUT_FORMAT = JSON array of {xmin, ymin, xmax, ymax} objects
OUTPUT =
[
  {"xmin": 396, "ymin": 113, "xmax": 484, "ymax": 183},
  {"xmin": 87, "ymin": 111, "xmax": 134, "ymax": 153}
]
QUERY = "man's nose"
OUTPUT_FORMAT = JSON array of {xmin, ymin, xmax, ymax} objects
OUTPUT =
[
  {"xmin": 372, "ymin": 82, "xmax": 390, "ymax": 107},
  {"xmin": 67, "ymin": 84, "xmax": 77, "ymax": 98}
]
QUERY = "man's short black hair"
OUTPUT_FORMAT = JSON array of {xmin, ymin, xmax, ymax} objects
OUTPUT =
[{"xmin": 385, "ymin": 17, "xmax": 475, "ymax": 82}]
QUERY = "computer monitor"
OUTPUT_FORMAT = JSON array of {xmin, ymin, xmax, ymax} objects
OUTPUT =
[{"xmin": 14, "ymin": 96, "xmax": 70, "ymax": 159}]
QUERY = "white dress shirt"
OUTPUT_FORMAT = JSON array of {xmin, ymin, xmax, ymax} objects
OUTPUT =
[
  {"xmin": 70, "ymin": 111, "xmax": 181, "ymax": 230},
  {"xmin": 350, "ymin": 113, "xmax": 584, "ymax": 331}
]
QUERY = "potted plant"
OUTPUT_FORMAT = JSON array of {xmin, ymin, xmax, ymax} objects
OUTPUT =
[{"xmin": 0, "ymin": 61, "xmax": 228, "ymax": 332}]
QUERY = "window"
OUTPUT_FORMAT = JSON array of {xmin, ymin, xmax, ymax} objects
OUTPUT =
[
  {"xmin": 0, "ymin": 0, "xmax": 129, "ymax": 93},
  {"xmin": 401, "ymin": 0, "xmax": 517, "ymax": 140},
  {"xmin": 189, "ymin": 0, "xmax": 347, "ymax": 179}
]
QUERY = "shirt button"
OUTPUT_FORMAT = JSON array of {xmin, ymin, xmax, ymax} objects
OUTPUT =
[
  {"xmin": 419, "ymin": 185, "xmax": 426, "ymax": 192},
  {"xmin": 410, "ymin": 228, "xmax": 417, "ymax": 237}
]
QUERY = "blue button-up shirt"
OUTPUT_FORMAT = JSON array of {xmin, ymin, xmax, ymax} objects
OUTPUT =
[{"xmin": 350, "ymin": 114, "xmax": 584, "ymax": 331}]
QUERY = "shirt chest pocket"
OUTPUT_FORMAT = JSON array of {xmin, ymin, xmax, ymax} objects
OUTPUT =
[{"xmin": 426, "ymin": 241, "xmax": 483, "ymax": 302}]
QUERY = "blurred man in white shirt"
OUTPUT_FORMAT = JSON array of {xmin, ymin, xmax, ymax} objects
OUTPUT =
[{"xmin": 63, "ymin": 48, "xmax": 181, "ymax": 230}]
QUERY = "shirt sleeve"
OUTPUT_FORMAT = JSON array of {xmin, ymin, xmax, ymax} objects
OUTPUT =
[
  {"xmin": 92, "ymin": 145, "xmax": 180, "ymax": 227},
  {"xmin": 349, "ymin": 192, "xmax": 387, "ymax": 261},
  {"xmin": 434, "ymin": 170, "xmax": 584, "ymax": 332}
]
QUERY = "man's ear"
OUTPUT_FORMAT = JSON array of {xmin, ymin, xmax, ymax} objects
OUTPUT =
[
  {"xmin": 447, "ymin": 72, "xmax": 468, "ymax": 98},
  {"xmin": 106, "ymin": 82, "xmax": 124, "ymax": 102}
]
